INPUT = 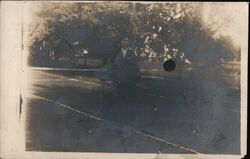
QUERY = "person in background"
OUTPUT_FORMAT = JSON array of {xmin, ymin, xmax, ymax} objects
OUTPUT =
[{"xmin": 111, "ymin": 37, "xmax": 140, "ymax": 93}]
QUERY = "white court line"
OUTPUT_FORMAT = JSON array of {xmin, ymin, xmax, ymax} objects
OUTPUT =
[
  {"xmin": 30, "ymin": 94, "xmax": 201, "ymax": 154},
  {"xmin": 140, "ymin": 69, "xmax": 161, "ymax": 72},
  {"xmin": 29, "ymin": 67, "xmax": 164, "ymax": 72},
  {"xmin": 69, "ymin": 78, "xmax": 112, "ymax": 88},
  {"xmin": 30, "ymin": 70, "xmax": 112, "ymax": 88},
  {"xmin": 141, "ymin": 75, "xmax": 164, "ymax": 80},
  {"xmin": 141, "ymin": 75, "xmax": 178, "ymax": 81},
  {"xmin": 134, "ymin": 130, "xmax": 200, "ymax": 154},
  {"xmin": 32, "ymin": 94, "xmax": 104, "ymax": 121},
  {"xmin": 28, "ymin": 79, "xmax": 67, "ymax": 82},
  {"xmin": 30, "ymin": 67, "xmax": 106, "ymax": 72}
]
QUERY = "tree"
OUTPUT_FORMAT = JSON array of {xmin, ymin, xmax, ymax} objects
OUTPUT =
[{"xmin": 28, "ymin": 2, "xmax": 239, "ymax": 69}]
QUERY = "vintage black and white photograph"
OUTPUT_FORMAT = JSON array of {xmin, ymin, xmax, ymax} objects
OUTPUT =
[{"xmin": 0, "ymin": 1, "xmax": 248, "ymax": 159}]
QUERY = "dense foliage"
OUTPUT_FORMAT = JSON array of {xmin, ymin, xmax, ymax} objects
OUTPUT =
[{"xmin": 28, "ymin": 2, "xmax": 240, "ymax": 68}]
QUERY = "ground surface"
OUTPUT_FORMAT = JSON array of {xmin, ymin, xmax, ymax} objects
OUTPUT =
[{"xmin": 23, "ymin": 66, "xmax": 240, "ymax": 154}]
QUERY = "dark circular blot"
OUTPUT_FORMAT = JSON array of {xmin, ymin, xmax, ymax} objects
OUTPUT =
[{"xmin": 163, "ymin": 59, "xmax": 176, "ymax": 72}]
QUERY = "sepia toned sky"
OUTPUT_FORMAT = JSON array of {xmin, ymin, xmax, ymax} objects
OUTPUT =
[{"xmin": 200, "ymin": 3, "xmax": 248, "ymax": 47}]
